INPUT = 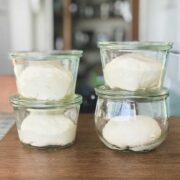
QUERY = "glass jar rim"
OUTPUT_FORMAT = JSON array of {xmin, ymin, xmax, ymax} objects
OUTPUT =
[
  {"xmin": 10, "ymin": 94, "xmax": 82, "ymax": 109},
  {"xmin": 98, "ymin": 41, "xmax": 173, "ymax": 51},
  {"xmin": 10, "ymin": 50, "xmax": 83, "ymax": 61},
  {"xmin": 95, "ymin": 86, "xmax": 169, "ymax": 101}
]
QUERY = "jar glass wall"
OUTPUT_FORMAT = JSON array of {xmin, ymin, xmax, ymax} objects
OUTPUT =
[
  {"xmin": 95, "ymin": 86, "xmax": 169, "ymax": 152},
  {"xmin": 10, "ymin": 95, "xmax": 82, "ymax": 149},
  {"xmin": 98, "ymin": 42, "xmax": 172, "ymax": 91},
  {"xmin": 10, "ymin": 50, "xmax": 83, "ymax": 101}
]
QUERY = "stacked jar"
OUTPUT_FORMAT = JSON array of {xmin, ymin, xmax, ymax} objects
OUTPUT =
[
  {"xmin": 9, "ymin": 51, "xmax": 83, "ymax": 149},
  {"xmin": 95, "ymin": 42, "xmax": 173, "ymax": 152}
]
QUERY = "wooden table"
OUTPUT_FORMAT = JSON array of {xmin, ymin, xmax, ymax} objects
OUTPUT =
[
  {"xmin": 0, "ymin": 76, "xmax": 180, "ymax": 179},
  {"xmin": 0, "ymin": 76, "xmax": 17, "ymax": 112}
]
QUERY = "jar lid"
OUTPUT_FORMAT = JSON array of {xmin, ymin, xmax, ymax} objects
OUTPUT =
[
  {"xmin": 98, "ymin": 41, "xmax": 173, "ymax": 51},
  {"xmin": 10, "ymin": 95, "xmax": 82, "ymax": 109},
  {"xmin": 95, "ymin": 86, "xmax": 169, "ymax": 101},
  {"xmin": 10, "ymin": 50, "xmax": 83, "ymax": 61}
]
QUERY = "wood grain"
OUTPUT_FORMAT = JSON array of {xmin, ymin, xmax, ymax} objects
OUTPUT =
[
  {"xmin": 132, "ymin": 0, "xmax": 139, "ymax": 40},
  {"xmin": 0, "ymin": 76, "xmax": 17, "ymax": 112},
  {"xmin": 63, "ymin": 0, "xmax": 72, "ymax": 49},
  {"xmin": 0, "ymin": 115, "xmax": 179, "ymax": 179}
]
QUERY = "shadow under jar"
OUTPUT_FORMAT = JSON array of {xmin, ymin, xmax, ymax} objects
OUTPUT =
[
  {"xmin": 10, "ymin": 95, "xmax": 82, "ymax": 149},
  {"xmin": 95, "ymin": 86, "xmax": 169, "ymax": 152}
]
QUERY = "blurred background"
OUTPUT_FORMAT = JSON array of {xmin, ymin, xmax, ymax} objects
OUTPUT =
[{"xmin": 0, "ymin": 0, "xmax": 180, "ymax": 115}]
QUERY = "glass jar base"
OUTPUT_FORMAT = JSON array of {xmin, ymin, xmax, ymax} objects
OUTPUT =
[{"xmin": 98, "ymin": 133, "xmax": 167, "ymax": 152}]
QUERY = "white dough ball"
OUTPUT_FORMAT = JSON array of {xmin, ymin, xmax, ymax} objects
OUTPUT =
[
  {"xmin": 102, "ymin": 115, "xmax": 161, "ymax": 150},
  {"xmin": 104, "ymin": 53, "xmax": 163, "ymax": 91},
  {"xmin": 17, "ymin": 63, "xmax": 72, "ymax": 100},
  {"xmin": 19, "ymin": 110, "xmax": 76, "ymax": 147}
]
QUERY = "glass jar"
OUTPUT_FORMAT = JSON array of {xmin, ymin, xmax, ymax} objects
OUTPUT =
[
  {"xmin": 98, "ymin": 42, "xmax": 173, "ymax": 91},
  {"xmin": 10, "ymin": 51, "xmax": 83, "ymax": 101},
  {"xmin": 10, "ymin": 95, "xmax": 82, "ymax": 149},
  {"xmin": 95, "ymin": 86, "xmax": 169, "ymax": 152}
]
